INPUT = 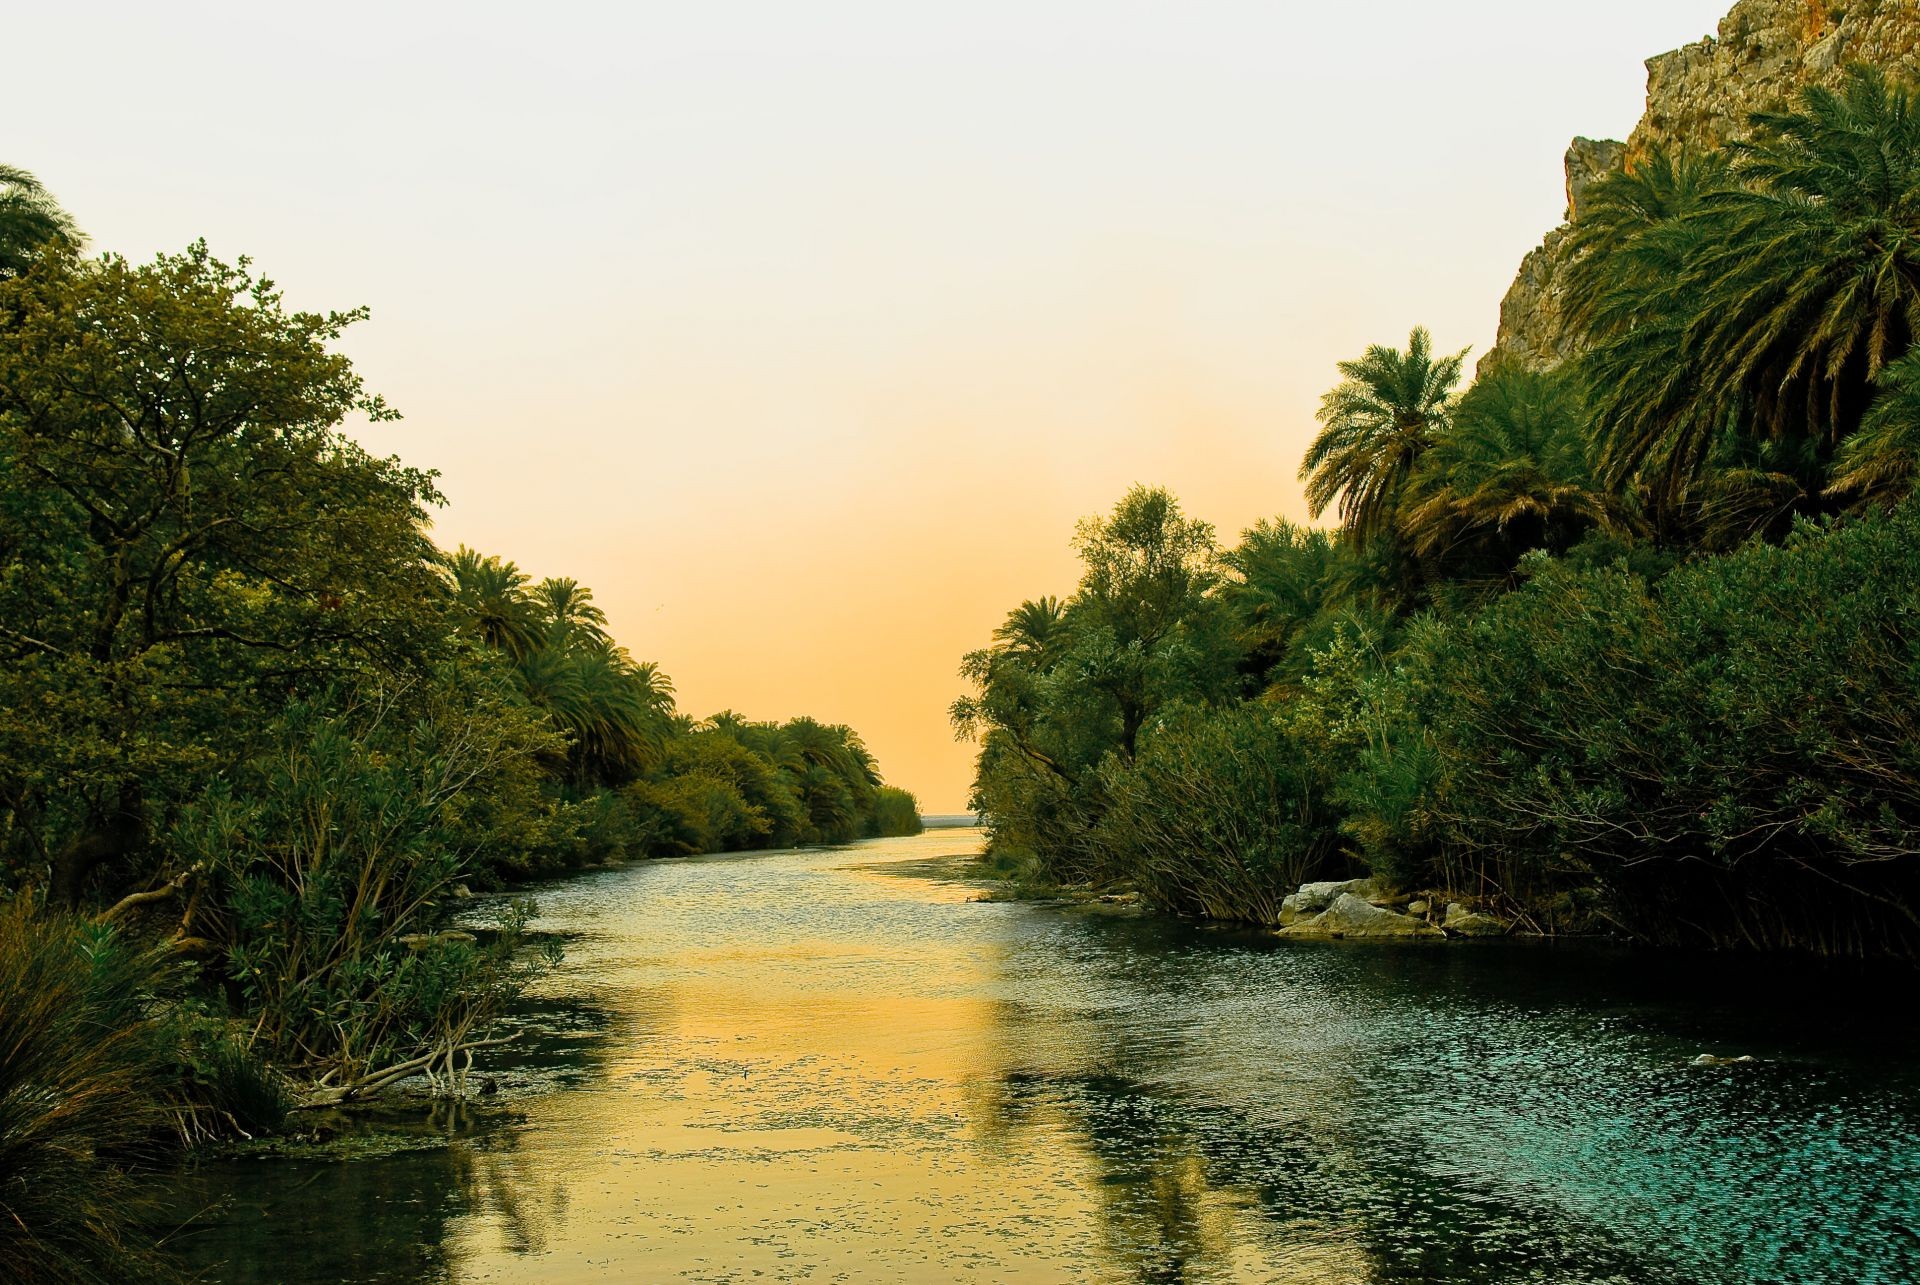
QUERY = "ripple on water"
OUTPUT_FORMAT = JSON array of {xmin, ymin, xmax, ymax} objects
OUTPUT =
[{"xmin": 170, "ymin": 830, "xmax": 1920, "ymax": 1284}]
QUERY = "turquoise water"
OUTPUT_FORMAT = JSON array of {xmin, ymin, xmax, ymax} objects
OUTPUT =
[{"xmin": 169, "ymin": 829, "xmax": 1920, "ymax": 1282}]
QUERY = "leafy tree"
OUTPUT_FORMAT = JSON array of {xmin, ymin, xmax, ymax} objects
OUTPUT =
[
  {"xmin": 954, "ymin": 486, "xmax": 1237, "ymax": 882},
  {"xmin": 0, "ymin": 244, "xmax": 442, "ymax": 904},
  {"xmin": 1068, "ymin": 485, "xmax": 1232, "ymax": 759}
]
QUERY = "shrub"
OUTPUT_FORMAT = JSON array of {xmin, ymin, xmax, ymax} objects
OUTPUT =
[
  {"xmin": 1404, "ymin": 502, "xmax": 1920, "ymax": 954},
  {"xmin": 1097, "ymin": 705, "xmax": 1339, "ymax": 923},
  {"xmin": 866, "ymin": 787, "xmax": 924, "ymax": 838},
  {"xmin": 0, "ymin": 899, "xmax": 178, "ymax": 1283}
]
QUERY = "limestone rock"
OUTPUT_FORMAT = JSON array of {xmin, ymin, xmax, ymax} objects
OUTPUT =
[
  {"xmin": 1485, "ymin": 0, "xmax": 1920, "ymax": 375},
  {"xmin": 1282, "ymin": 893, "xmax": 1443, "ymax": 939},
  {"xmin": 1442, "ymin": 903, "xmax": 1508, "ymax": 938},
  {"xmin": 1278, "ymin": 878, "xmax": 1375, "ymax": 926}
]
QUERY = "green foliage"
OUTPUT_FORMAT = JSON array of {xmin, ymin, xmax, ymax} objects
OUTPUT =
[
  {"xmin": 1400, "ymin": 362, "xmax": 1627, "ymax": 590},
  {"xmin": 1828, "ymin": 347, "xmax": 1920, "ymax": 505},
  {"xmin": 1300, "ymin": 327, "xmax": 1467, "ymax": 546},
  {"xmin": 0, "ymin": 242, "xmax": 444, "ymax": 903},
  {"xmin": 867, "ymin": 786, "xmax": 925, "ymax": 838},
  {"xmin": 174, "ymin": 691, "xmax": 555, "ymax": 1082},
  {"xmin": 0, "ymin": 900, "xmax": 177, "ymax": 1283},
  {"xmin": 1363, "ymin": 501, "xmax": 1920, "ymax": 952},
  {"xmin": 1575, "ymin": 68, "xmax": 1920, "ymax": 507},
  {"xmin": 0, "ymin": 165, "xmax": 81, "ymax": 278},
  {"xmin": 953, "ymin": 486, "xmax": 1238, "ymax": 883},
  {"xmin": 1096, "ymin": 705, "xmax": 1337, "ymax": 922}
]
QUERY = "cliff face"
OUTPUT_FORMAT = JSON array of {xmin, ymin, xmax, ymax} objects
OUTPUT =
[{"xmin": 1486, "ymin": 0, "xmax": 1920, "ymax": 373}]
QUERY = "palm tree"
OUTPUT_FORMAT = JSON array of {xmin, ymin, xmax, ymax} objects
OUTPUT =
[
  {"xmin": 1828, "ymin": 348, "xmax": 1920, "ymax": 506},
  {"xmin": 534, "ymin": 576, "xmax": 610, "ymax": 649},
  {"xmin": 991, "ymin": 597, "xmax": 1066, "ymax": 662},
  {"xmin": 522, "ymin": 641, "xmax": 675, "ymax": 787},
  {"xmin": 1563, "ymin": 144, "xmax": 1734, "ymax": 343},
  {"xmin": 446, "ymin": 547, "xmax": 540, "ymax": 661},
  {"xmin": 0, "ymin": 165, "xmax": 81, "ymax": 277},
  {"xmin": 1301, "ymin": 328, "xmax": 1467, "ymax": 545},
  {"xmin": 1216, "ymin": 519, "xmax": 1347, "ymax": 681},
  {"xmin": 1399, "ymin": 364, "xmax": 1627, "ymax": 578},
  {"xmin": 1580, "ymin": 67, "xmax": 1920, "ymax": 501}
]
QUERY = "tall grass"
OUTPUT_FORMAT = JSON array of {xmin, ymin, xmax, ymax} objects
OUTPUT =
[{"xmin": 0, "ymin": 898, "xmax": 178, "ymax": 1282}]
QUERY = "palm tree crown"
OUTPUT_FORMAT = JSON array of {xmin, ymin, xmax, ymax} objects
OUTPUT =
[
  {"xmin": 0, "ymin": 165, "xmax": 81, "ymax": 277},
  {"xmin": 1301, "ymin": 327, "xmax": 1467, "ymax": 545},
  {"xmin": 1576, "ymin": 67, "xmax": 1920, "ymax": 501}
]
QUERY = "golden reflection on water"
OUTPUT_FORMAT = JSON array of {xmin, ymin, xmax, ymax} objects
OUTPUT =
[{"xmin": 439, "ymin": 831, "xmax": 1364, "ymax": 1282}]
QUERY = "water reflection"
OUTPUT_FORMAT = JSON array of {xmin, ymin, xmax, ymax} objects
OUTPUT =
[{"xmin": 170, "ymin": 830, "xmax": 1920, "ymax": 1283}]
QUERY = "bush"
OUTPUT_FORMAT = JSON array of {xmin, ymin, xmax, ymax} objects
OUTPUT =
[
  {"xmin": 1097, "ymin": 705, "xmax": 1339, "ymax": 922},
  {"xmin": 0, "ymin": 900, "xmax": 178, "ymax": 1283},
  {"xmin": 866, "ymin": 787, "xmax": 924, "ymax": 838},
  {"xmin": 174, "ymin": 693, "xmax": 549, "ymax": 1088},
  {"xmin": 1397, "ymin": 502, "xmax": 1920, "ymax": 954}
]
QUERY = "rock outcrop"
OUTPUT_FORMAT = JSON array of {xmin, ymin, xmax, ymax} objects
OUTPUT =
[
  {"xmin": 1281, "ymin": 892, "xmax": 1443, "ymax": 939},
  {"xmin": 1278, "ymin": 877, "xmax": 1377, "ymax": 926},
  {"xmin": 1485, "ymin": 0, "xmax": 1920, "ymax": 374}
]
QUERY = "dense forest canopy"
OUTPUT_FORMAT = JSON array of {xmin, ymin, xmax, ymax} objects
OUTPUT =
[{"xmin": 956, "ymin": 67, "xmax": 1920, "ymax": 960}]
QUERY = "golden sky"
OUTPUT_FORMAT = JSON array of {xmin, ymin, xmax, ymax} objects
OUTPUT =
[{"xmin": 16, "ymin": 1, "xmax": 1733, "ymax": 810}]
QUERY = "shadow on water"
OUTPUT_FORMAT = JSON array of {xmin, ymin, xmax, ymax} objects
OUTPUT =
[{"xmin": 165, "ymin": 969, "xmax": 627, "ymax": 1282}]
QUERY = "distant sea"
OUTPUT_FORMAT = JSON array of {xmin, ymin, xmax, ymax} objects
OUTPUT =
[{"xmin": 919, "ymin": 813, "xmax": 982, "ymax": 829}]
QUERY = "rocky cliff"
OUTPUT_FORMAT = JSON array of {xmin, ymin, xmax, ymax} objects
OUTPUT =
[{"xmin": 1486, "ymin": 0, "xmax": 1920, "ymax": 373}]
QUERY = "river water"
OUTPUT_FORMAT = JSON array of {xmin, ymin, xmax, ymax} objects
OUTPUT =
[{"xmin": 170, "ymin": 828, "xmax": 1920, "ymax": 1283}]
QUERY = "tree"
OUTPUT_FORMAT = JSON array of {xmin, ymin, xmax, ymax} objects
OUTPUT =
[
  {"xmin": 1828, "ymin": 348, "xmax": 1920, "ymax": 506},
  {"xmin": 448, "ymin": 547, "xmax": 540, "ymax": 661},
  {"xmin": 992, "ymin": 596, "xmax": 1066, "ymax": 661},
  {"xmin": 0, "ymin": 243, "xmax": 443, "ymax": 903},
  {"xmin": 1216, "ymin": 518, "xmax": 1352, "ymax": 688},
  {"xmin": 1399, "ymin": 363, "xmax": 1626, "ymax": 584},
  {"xmin": 0, "ymin": 165, "xmax": 81, "ymax": 278},
  {"xmin": 953, "ymin": 487, "xmax": 1235, "ymax": 883},
  {"xmin": 1578, "ymin": 68, "xmax": 1920, "ymax": 503},
  {"xmin": 1300, "ymin": 328, "xmax": 1467, "ymax": 545},
  {"xmin": 534, "ymin": 576, "xmax": 611, "ymax": 648},
  {"xmin": 1069, "ymin": 485, "xmax": 1227, "ymax": 759}
]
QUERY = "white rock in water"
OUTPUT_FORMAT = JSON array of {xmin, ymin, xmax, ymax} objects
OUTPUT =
[
  {"xmin": 1280, "ymin": 878, "xmax": 1376, "ymax": 923},
  {"xmin": 1281, "ymin": 893, "xmax": 1443, "ymax": 939}
]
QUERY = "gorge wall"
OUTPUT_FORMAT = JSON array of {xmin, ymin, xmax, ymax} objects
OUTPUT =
[{"xmin": 1487, "ymin": 0, "xmax": 1920, "ymax": 373}]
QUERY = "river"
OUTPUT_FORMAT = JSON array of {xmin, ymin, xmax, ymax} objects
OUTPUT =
[{"xmin": 168, "ymin": 828, "xmax": 1920, "ymax": 1282}]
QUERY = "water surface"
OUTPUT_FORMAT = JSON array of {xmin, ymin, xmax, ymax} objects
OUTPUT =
[{"xmin": 171, "ymin": 829, "xmax": 1920, "ymax": 1282}]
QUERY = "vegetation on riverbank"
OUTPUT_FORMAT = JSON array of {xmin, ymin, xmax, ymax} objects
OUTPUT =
[
  {"xmin": 956, "ymin": 69, "xmax": 1920, "ymax": 960},
  {"xmin": 0, "ymin": 167, "xmax": 919, "ymax": 1278}
]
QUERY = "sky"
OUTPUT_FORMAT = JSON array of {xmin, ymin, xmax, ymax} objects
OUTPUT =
[{"xmin": 13, "ymin": 1, "xmax": 1735, "ymax": 811}]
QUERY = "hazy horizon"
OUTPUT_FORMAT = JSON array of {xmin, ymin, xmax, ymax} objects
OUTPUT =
[{"xmin": 13, "ymin": 1, "xmax": 1735, "ymax": 809}]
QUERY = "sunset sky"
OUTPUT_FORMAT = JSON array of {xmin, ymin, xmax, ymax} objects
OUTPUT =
[{"xmin": 15, "ymin": 2, "xmax": 1734, "ymax": 810}]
